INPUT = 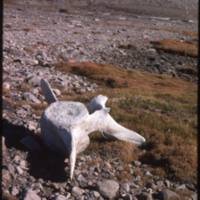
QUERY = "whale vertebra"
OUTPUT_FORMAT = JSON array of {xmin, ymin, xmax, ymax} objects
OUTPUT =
[{"xmin": 40, "ymin": 79, "xmax": 146, "ymax": 179}]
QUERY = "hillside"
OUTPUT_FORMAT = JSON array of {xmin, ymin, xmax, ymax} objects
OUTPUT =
[{"xmin": 3, "ymin": 0, "xmax": 197, "ymax": 200}]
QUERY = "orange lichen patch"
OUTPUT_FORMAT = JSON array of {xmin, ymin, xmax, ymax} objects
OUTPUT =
[{"xmin": 151, "ymin": 39, "xmax": 198, "ymax": 57}]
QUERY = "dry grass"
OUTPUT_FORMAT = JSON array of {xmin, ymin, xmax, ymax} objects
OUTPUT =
[
  {"xmin": 5, "ymin": 60, "xmax": 196, "ymax": 183},
  {"xmin": 87, "ymin": 133, "xmax": 139, "ymax": 163},
  {"xmin": 56, "ymin": 61, "xmax": 131, "ymax": 88},
  {"xmin": 151, "ymin": 39, "xmax": 198, "ymax": 57},
  {"xmin": 182, "ymin": 31, "xmax": 198, "ymax": 38},
  {"xmin": 55, "ymin": 61, "xmax": 197, "ymax": 184}
]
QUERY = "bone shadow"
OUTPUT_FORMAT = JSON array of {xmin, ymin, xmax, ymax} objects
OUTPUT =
[{"xmin": 2, "ymin": 119, "xmax": 69, "ymax": 182}]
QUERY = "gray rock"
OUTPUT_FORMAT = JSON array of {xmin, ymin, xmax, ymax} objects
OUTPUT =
[
  {"xmin": 156, "ymin": 180, "xmax": 164, "ymax": 188},
  {"xmin": 34, "ymin": 183, "xmax": 43, "ymax": 191},
  {"xmin": 51, "ymin": 183, "xmax": 60, "ymax": 190},
  {"xmin": 25, "ymin": 59, "xmax": 39, "ymax": 65},
  {"xmin": 27, "ymin": 121, "xmax": 38, "ymax": 131},
  {"xmin": 120, "ymin": 194, "xmax": 133, "ymax": 200},
  {"xmin": 16, "ymin": 109, "xmax": 27, "ymax": 118},
  {"xmin": 16, "ymin": 166, "xmax": 23, "ymax": 175},
  {"xmin": 164, "ymin": 180, "xmax": 171, "ymax": 188},
  {"xmin": 145, "ymin": 171, "xmax": 153, "ymax": 177},
  {"xmin": 23, "ymin": 92, "xmax": 41, "ymax": 104},
  {"xmin": 77, "ymin": 174, "xmax": 87, "ymax": 187},
  {"xmin": 97, "ymin": 179, "xmax": 119, "ymax": 199},
  {"xmin": 11, "ymin": 186, "xmax": 19, "ymax": 196},
  {"xmin": 35, "ymin": 51, "xmax": 48, "ymax": 65},
  {"xmin": 135, "ymin": 176, "xmax": 141, "ymax": 182},
  {"xmin": 134, "ymin": 160, "xmax": 141, "ymax": 167},
  {"xmin": 146, "ymin": 188, "xmax": 153, "ymax": 194},
  {"xmin": 121, "ymin": 183, "xmax": 130, "ymax": 193},
  {"xmin": 32, "ymin": 88, "xmax": 40, "ymax": 95},
  {"xmin": 55, "ymin": 194, "xmax": 69, "ymax": 200},
  {"xmin": 3, "ymin": 82, "xmax": 11, "ymax": 90},
  {"xmin": 19, "ymin": 160, "xmax": 27, "ymax": 169},
  {"xmin": 72, "ymin": 186, "xmax": 84, "ymax": 197},
  {"xmin": 24, "ymin": 189, "xmax": 41, "ymax": 200},
  {"xmin": 13, "ymin": 155, "xmax": 21, "ymax": 164},
  {"xmin": 93, "ymin": 191, "xmax": 100, "ymax": 198},
  {"xmin": 176, "ymin": 184, "xmax": 186, "ymax": 190},
  {"xmin": 28, "ymin": 76, "xmax": 41, "ymax": 87}
]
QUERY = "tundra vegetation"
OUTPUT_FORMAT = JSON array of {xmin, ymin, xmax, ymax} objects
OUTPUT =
[{"xmin": 54, "ymin": 60, "xmax": 197, "ymax": 184}]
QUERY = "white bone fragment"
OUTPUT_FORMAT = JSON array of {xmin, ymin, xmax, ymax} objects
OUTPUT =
[{"xmin": 40, "ymin": 79, "xmax": 146, "ymax": 179}]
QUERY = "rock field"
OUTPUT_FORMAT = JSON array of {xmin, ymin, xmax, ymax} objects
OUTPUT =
[{"xmin": 2, "ymin": 0, "xmax": 197, "ymax": 200}]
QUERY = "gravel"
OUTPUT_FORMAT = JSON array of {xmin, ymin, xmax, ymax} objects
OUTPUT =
[{"xmin": 2, "ymin": 0, "xmax": 197, "ymax": 199}]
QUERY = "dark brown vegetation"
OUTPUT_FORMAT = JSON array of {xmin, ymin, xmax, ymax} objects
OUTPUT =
[{"xmin": 55, "ymin": 61, "xmax": 197, "ymax": 184}]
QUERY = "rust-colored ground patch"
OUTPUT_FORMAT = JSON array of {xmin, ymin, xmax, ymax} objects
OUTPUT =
[{"xmin": 151, "ymin": 39, "xmax": 198, "ymax": 57}]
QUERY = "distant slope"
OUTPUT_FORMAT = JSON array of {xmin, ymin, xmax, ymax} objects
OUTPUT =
[{"xmin": 5, "ymin": 0, "xmax": 198, "ymax": 20}]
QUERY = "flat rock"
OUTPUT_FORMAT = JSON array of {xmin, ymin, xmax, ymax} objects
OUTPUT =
[
  {"xmin": 97, "ymin": 179, "xmax": 119, "ymax": 199},
  {"xmin": 77, "ymin": 174, "xmax": 88, "ymax": 187},
  {"xmin": 3, "ymin": 82, "xmax": 11, "ymax": 90},
  {"xmin": 72, "ymin": 186, "xmax": 84, "ymax": 197},
  {"xmin": 93, "ymin": 191, "xmax": 101, "ymax": 198},
  {"xmin": 24, "ymin": 189, "xmax": 41, "ymax": 200},
  {"xmin": 28, "ymin": 76, "xmax": 41, "ymax": 87}
]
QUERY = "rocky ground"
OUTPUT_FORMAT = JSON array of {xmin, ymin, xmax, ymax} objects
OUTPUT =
[{"xmin": 2, "ymin": 0, "xmax": 198, "ymax": 200}]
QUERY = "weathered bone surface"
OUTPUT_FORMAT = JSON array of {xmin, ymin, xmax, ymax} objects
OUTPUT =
[
  {"xmin": 40, "ymin": 79, "xmax": 146, "ymax": 179},
  {"xmin": 40, "ymin": 79, "xmax": 57, "ymax": 104},
  {"xmin": 87, "ymin": 95, "xmax": 110, "ymax": 113}
]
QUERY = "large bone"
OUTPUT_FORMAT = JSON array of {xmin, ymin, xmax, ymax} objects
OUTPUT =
[{"xmin": 40, "ymin": 79, "xmax": 146, "ymax": 179}]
